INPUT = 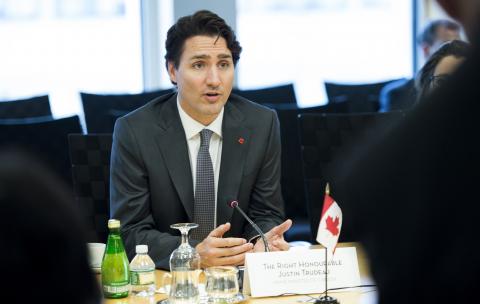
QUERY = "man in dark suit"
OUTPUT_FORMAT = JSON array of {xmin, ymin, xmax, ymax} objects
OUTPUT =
[
  {"xmin": 110, "ymin": 10, "xmax": 291, "ymax": 270},
  {"xmin": 336, "ymin": 0, "xmax": 480, "ymax": 303}
]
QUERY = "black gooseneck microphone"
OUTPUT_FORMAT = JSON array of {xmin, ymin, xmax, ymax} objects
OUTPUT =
[{"xmin": 228, "ymin": 200, "xmax": 269, "ymax": 252}]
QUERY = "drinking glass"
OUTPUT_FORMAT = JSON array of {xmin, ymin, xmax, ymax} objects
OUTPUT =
[
  {"xmin": 205, "ymin": 266, "xmax": 239, "ymax": 303},
  {"xmin": 168, "ymin": 223, "xmax": 201, "ymax": 304}
]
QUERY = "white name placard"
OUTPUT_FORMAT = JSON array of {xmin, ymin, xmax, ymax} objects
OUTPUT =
[{"xmin": 243, "ymin": 247, "xmax": 360, "ymax": 297}]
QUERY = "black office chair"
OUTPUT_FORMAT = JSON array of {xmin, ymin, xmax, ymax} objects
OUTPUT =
[
  {"xmin": 0, "ymin": 115, "xmax": 82, "ymax": 186},
  {"xmin": 68, "ymin": 134, "xmax": 113, "ymax": 243},
  {"xmin": 266, "ymin": 104, "xmax": 339, "ymax": 242},
  {"xmin": 232, "ymin": 83, "xmax": 297, "ymax": 105},
  {"xmin": 0, "ymin": 95, "xmax": 52, "ymax": 119},
  {"xmin": 298, "ymin": 111, "xmax": 405, "ymax": 243},
  {"xmin": 81, "ymin": 88, "xmax": 174, "ymax": 133},
  {"xmin": 324, "ymin": 79, "xmax": 403, "ymax": 112}
]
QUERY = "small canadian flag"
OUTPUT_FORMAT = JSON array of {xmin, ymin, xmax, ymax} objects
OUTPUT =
[{"xmin": 316, "ymin": 183, "xmax": 342, "ymax": 255}]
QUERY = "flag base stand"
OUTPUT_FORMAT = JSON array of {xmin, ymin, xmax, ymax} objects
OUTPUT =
[{"xmin": 314, "ymin": 295, "xmax": 339, "ymax": 304}]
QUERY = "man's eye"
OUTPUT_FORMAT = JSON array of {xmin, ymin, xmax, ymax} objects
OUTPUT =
[
  {"xmin": 192, "ymin": 62, "xmax": 204, "ymax": 69},
  {"xmin": 218, "ymin": 62, "xmax": 230, "ymax": 69}
]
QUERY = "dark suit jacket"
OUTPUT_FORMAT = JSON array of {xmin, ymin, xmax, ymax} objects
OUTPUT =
[
  {"xmin": 110, "ymin": 93, "xmax": 285, "ymax": 269},
  {"xmin": 334, "ymin": 40, "xmax": 480, "ymax": 302}
]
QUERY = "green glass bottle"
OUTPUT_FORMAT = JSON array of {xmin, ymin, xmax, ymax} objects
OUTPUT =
[{"xmin": 101, "ymin": 219, "xmax": 130, "ymax": 298}]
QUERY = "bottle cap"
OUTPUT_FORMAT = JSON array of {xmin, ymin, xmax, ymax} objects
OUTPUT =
[
  {"xmin": 136, "ymin": 245, "xmax": 148, "ymax": 254},
  {"xmin": 108, "ymin": 219, "xmax": 120, "ymax": 229}
]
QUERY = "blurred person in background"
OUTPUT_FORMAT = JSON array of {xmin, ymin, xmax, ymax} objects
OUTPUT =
[
  {"xmin": 0, "ymin": 149, "xmax": 101, "ymax": 304},
  {"xmin": 418, "ymin": 19, "xmax": 462, "ymax": 58},
  {"xmin": 379, "ymin": 19, "xmax": 461, "ymax": 112},
  {"xmin": 415, "ymin": 39, "xmax": 470, "ymax": 101}
]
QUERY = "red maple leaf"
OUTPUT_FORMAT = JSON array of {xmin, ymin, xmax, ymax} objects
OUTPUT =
[{"xmin": 325, "ymin": 216, "xmax": 340, "ymax": 236}]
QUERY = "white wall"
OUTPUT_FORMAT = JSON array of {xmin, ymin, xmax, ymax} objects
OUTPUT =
[
  {"xmin": 421, "ymin": 0, "xmax": 449, "ymax": 22},
  {"xmin": 173, "ymin": 0, "xmax": 236, "ymax": 32}
]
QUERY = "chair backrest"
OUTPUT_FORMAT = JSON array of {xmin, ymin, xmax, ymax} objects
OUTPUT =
[
  {"xmin": 0, "ymin": 95, "xmax": 52, "ymax": 119},
  {"xmin": 81, "ymin": 89, "xmax": 174, "ymax": 133},
  {"xmin": 0, "ymin": 115, "xmax": 82, "ymax": 185},
  {"xmin": 264, "ymin": 103, "xmax": 338, "ymax": 242},
  {"xmin": 324, "ymin": 79, "xmax": 403, "ymax": 111},
  {"xmin": 68, "ymin": 134, "xmax": 113, "ymax": 243},
  {"xmin": 263, "ymin": 102, "xmax": 376, "ymax": 242},
  {"xmin": 232, "ymin": 83, "xmax": 296, "ymax": 104},
  {"xmin": 298, "ymin": 111, "xmax": 405, "ymax": 242}
]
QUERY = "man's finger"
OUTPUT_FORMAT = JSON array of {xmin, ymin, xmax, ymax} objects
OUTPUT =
[
  {"xmin": 208, "ymin": 222, "xmax": 231, "ymax": 238},
  {"xmin": 209, "ymin": 242, "xmax": 253, "ymax": 258},
  {"xmin": 209, "ymin": 237, "xmax": 247, "ymax": 248},
  {"xmin": 215, "ymin": 252, "xmax": 249, "ymax": 266},
  {"xmin": 266, "ymin": 219, "xmax": 292, "ymax": 237}
]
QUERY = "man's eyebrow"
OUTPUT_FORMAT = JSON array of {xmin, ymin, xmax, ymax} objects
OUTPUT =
[
  {"xmin": 189, "ymin": 54, "xmax": 210, "ymax": 60},
  {"xmin": 218, "ymin": 54, "xmax": 232, "ymax": 59},
  {"xmin": 189, "ymin": 53, "xmax": 232, "ymax": 60}
]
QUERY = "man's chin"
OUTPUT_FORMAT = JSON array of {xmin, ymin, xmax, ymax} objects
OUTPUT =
[{"xmin": 203, "ymin": 103, "xmax": 226, "ymax": 114}]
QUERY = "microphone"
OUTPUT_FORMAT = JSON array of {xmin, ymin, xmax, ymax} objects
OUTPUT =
[{"xmin": 228, "ymin": 200, "xmax": 269, "ymax": 252}]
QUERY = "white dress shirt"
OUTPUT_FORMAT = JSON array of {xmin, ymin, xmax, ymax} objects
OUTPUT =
[{"xmin": 177, "ymin": 99, "xmax": 223, "ymax": 227}]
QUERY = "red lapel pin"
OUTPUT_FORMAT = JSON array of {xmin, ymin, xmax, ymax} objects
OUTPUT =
[{"xmin": 238, "ymin": 137, "xmax": 245, "ymax": 144}]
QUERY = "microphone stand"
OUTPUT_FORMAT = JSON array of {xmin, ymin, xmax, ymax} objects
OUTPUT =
[{"xmin": 230, "ymin": 201, "xmax": 269, "ymax": 252}]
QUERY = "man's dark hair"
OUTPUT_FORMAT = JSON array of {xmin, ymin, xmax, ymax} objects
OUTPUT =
[
  {"xmin": 417, "ymin": 19, "xmax": 461, "ymax": 46},
  {"xmin": 416, "ymin": 39, "xmax": 470, "ymax": 100},
  {"xmin": 165, "ymin": 10, "xmax": 242, "ymax": 72}
]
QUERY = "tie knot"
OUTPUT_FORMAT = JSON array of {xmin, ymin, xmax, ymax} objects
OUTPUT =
[{"xmin": 200, "ymin": 129, "xmax": 213, "ymax": 147}]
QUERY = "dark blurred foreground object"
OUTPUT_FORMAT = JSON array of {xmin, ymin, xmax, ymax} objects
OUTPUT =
[
  {"xmin": 81, "ymin": 89, "xmax": 174, "ymax": 133},
  {"xmin": 0, "ymin": 150, "xmax": 101, "ymax": 304},
  {"xmin": 0, "ymin": 95, "xmax": 52, "ymax": 119},
  {"xmin": 232, "ymin": 83, "xmax": 296, "ymax": 104},
  {"xmin": 68, "ymin": 134, "xmax": 113, "ymax": 243},
  {"xmin": 333, "ymin": 1, "xmax": 480, "ymax": 302},
  {"xmin": 0, "ymin": 115, "xmax": 82, "ymax": 185}
]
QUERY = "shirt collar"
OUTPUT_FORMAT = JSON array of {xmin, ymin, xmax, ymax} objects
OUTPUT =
[{"xmin": 177, "ymin": 97, "xmax": 224, "ymax": 140}]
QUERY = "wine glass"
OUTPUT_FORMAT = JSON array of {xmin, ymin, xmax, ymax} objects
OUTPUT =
[{"xmin": 168, "ymin": 223, "xmax": 201, "ymax": 304}]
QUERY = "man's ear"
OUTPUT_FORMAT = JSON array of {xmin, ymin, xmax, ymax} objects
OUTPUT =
[
  {"xmin": 167, "ymin": 61, "xmax": 177, "ymax": 85},
  {"xmin": 422, "ymin": 45, "xmax": 430, "ymax": 59},
  {"xmin": 436, "ymin": 0, "xmax": 461, "ymax": 21}
]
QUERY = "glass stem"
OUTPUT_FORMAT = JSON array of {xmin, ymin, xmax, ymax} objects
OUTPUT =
[{"xmin": 181, "ymin": 231, "xmax": 189, "ymax": 245}]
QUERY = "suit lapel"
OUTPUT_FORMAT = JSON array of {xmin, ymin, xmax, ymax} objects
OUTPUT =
[
  {"xmin": 155, "ymin": 95, "xmax": 195, "ymax": 220},
  {"xmin": 217, "ymin": 101, "xmax": 251, "ymax": 225}
]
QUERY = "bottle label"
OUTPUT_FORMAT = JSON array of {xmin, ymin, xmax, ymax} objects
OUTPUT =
[
  {"xmin": 103, "ymin": 282, "xmax": 130, "ymax": 294},
  {"xmin": 131, "ymin": 270, "xmax": 155, "ymax": 285}
]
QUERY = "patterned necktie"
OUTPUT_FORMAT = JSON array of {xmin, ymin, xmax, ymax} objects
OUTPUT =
[{"xmin": 191, "ymin": 129, "xmax": 215, "ymax": 241}]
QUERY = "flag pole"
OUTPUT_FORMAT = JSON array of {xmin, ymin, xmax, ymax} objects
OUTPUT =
[
  {"xmin": 325, "ymin": 184, "xmax": 329, "ymax": 298},
  {"xmin": 315, "ymin": 183, "xmax": 339, "ymax": 304},
  {"xmin": 325, "ymin": 243, "xmax": 328, "ymax": 297}
]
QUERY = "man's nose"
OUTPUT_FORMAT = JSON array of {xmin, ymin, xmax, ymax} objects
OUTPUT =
[{"xmin": 206, "ymin": 66, "xmax": 221, "ymax": 87}]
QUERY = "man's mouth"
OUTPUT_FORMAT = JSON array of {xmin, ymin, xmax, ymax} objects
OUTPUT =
[
  {"xmin": 205, "ymin": 92, "xmax": 220, "ymax": 97},
  {"xmin": 203, "ymin": 92, "xmax": 222, "ymax": 103}
]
